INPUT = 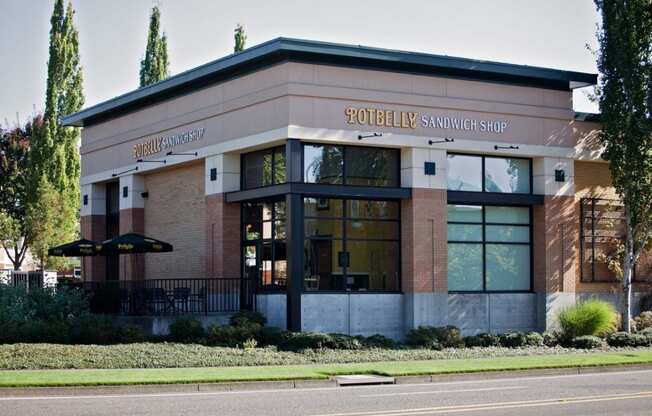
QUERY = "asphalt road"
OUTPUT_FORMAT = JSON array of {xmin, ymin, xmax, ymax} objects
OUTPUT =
[{"xmin": 2, "ymin": 369, "xmax": 652, "ymax": 416}]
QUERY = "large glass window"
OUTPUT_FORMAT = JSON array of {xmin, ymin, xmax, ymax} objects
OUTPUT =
[
  {"xmin": 447, "ymin": 204, "xmax": 531, "ymax": 292},
  {"xmin": 242, "ymin": 146, "xmax": 286, "ymax": 189},
  {"xmin": 242, "ymin": 200, "xmax": 287, "ymax": 291},
  {"xmin": 304, "ymin": 198, "xmax": 400, "ymax": 292},
  {"xmin": 447, "ymin": 154, "xmax": 531, "ymax": 194},
  {"xmin": 304, "ymin": 144, "xmax": 399, "ymax": 187}
]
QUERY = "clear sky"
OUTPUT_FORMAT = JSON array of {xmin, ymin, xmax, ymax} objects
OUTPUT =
[{"xmin": 0, "ymin": 0, "xmax": 601, "ymax": 126}]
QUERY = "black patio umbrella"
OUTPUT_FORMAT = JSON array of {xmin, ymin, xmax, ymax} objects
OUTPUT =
[
  {"xmin": 95, "ymin": 233, "xmax": 173, "ymax": 255},
  {"xmin": 48, "ymin": 239, "xmax": 98, "ymax": 257}
]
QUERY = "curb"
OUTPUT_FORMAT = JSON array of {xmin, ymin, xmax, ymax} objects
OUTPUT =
[{"xmin": 0, "ymin": 363, "xmax": 651, "ymax": 397}]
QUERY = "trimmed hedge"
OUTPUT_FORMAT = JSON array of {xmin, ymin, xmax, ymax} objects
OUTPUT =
[
  {"xmin": 570, "ymin": 336, "xmax": 605, "ymax": 349},
  {"xmin": 169, "ymin": 316, "xmax": 205, "ymax": 343},
  {"xmin": 606, "ymin": 331, "xmax": 650, "ymax": 347},
  {"xmin": 406, "ymin": 326, "xmax": 463, "ymax": 350}
]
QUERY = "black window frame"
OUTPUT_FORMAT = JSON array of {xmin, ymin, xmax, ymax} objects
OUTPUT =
[
  {"xmin": 447, "ymin": 203, "xmax": 533, "ymax": 293},
  {"xmin": 302, "ymin": 143, "xmax": 401, "ymax": 188},
  {"xmin": 240, "ymin": 145, "xmax": 287, "ymax": 190},
  {"xmin": 241, "ymin": 199, "xmax": 288, "ymax": 293},
  {"xmin": 303, "ymin": 197, "xmax": 402, "ymax": 293},
  {"xmin": 447, "ymin": 152, "xmax": 533, "ymax": 195}
]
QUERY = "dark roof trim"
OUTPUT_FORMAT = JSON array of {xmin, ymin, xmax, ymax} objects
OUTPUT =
[
  {"xmin": 63, "ymin": 37, "xmax": 598, "ymax": 127},
  {"xmin": 574, "ymin": 112, "xmax": 602, "ymax": 122}
]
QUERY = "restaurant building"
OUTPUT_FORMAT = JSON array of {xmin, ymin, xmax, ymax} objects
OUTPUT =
[{"xmin": 63, "ymin": 38, "xmax": 651, "ymax": 338}]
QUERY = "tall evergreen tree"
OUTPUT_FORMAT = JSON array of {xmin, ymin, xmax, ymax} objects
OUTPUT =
[
  {"xmin": 594, "ymin": 0, "xmax": 652, "ymax": 331},
  {"xmin": 139, "ymin": 6, "xmax": 169, "ymax": 87},
  {"xmin": 234, "ymin": 24, "xmax": 246, "ymax": 53}
]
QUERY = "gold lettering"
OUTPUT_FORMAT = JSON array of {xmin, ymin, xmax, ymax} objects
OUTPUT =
[
  {"xmin": 408, "ymin": 112, "xmax": 418, "ymax": 129},
  {"xmin": 385, "ymin": 110, "xmax": 392, "ymax": 127},
  {"xmin": 357, "ymin": 108, "xmax": 368, "ymax": 124},
  {"xmin": 393, "ymin": 111, "xmax": 400, "ymax": 127},
  {"xmin": 376, "ymin": 109, "xmax": 384, "ymax": 126},
  {"xmin": 366, "ymin": 108, "xmax": 375, "ymax": 125},
  {"xmin": 345, "ymin": 107, "xmax": 357, "ymax": 124}
]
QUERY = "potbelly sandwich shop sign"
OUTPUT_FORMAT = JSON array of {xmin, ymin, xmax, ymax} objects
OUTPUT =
[
  {"xmin": 132, "ymin": 127, "xmax": 205, "ymax": 159},
  {"xmin": 345, "ymin": 107, "xmax": 508, "ymax": 134}
]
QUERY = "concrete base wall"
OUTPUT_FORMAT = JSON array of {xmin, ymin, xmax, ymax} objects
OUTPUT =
[
  {"xmin": 405, "ymin": 293, "xmax": 538, "ymax": 335},
  {"xmin": 256, "ymin": 294, "xmax": 287, "ymax": 329},
  {"xmin": 301, "ymin": 294, "xmax": 404, "ymax": 340},
  {"xmin": 114, "ymin": 313, "xmax": 233, "ymax": 336}
]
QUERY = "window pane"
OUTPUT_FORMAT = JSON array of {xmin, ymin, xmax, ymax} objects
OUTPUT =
[
  {"xmin": 346, "ymin": 220, "xmax": 399, "ymax": 240},
  {"xmin": 485, "ymin": 225, "xmax": 529, "ymax": 243},
  {"xmin": 485, "ymin": 206, "xmax": 529, "ymax": 224},
  {"xmin": 274, "ymin": 147, "xmax": 286, "ymax": 184},
  {"xmin": 261, "ymin": 241, "xmax": 273, "ymax": 287},
  {"xmin": 274, "ymin": 201, "xmax": 286, "ymax": 219},
  {"xmin": 305, "ymin": 219, "xmax": 343, "ymax": 238},
  {"xmin": 484, "ymin": 157, "xmax": 530, "ymax": 194},
  {"xmin": 304, "ymin": 239, "xmax": 344, "ymax": 291},
  {"xmin": 347, "ymin": 200, "xmax": 399, "ymax": 219},
  {"xmin": 448, "ymin": 205, "xmax": 482, "ymax": 223},
  {"xmin": 304, "ymin": 144, "xmax": 343, "ymax": 184},
  {"xmin": 304, "ymin": 198, "xmax": 343, "ymax": 218},
  {"xmin": 273, "ymin": 241, "xmax": 287, "ymax": 288},
  {"xmin": 346, "ymin": 241, "xmax": 400, "ymax": 291},
  {"xmin": 485, "ymin": 244, "xmax": 530, "ymax": 290},
  {"xmin": 244, "ymin": 223, "xmax": 261, "ymax": 240},
  {"xmin": 448, "ymin": 224, "xmax": 482, "ymax": 241},
  {"xmin": 262, "ymin": 221, "xmax": 273, "ymax": 239},
  {"xmin": 274, "ymin": 220, "xmax": 286, "ymax": 240},
  {"xmin": 344, "ymin": 147, "xmax": 399, "ymax": 187},
  {"xmin": 447, "ymin": 154, "xmax": 482, "ymax": 191},
  {"xmin": 243, "ymin": 202, "xmax": 262, "ymax": 223},
  {"xmin": 448, "ymin": 243, "xmax": 483, "ymax": 291}
]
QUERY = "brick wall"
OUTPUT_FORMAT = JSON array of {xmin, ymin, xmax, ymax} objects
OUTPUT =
[
  {"xmin": 80, "ymin": 215, "xmax": 106, "ymax": 282},
  {"xmin": 143, "ymin": 162, "xmax": 206, "ymax": 280},
  {"xmin": 205, "ymin": 194, "xmax": 241, "ymax": 279},
  {"xmin": 401, "ymin": 188, "xmax": 447, "ymax": 293}
]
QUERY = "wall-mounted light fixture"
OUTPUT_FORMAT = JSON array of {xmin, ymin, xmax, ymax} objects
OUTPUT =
[
  {"xmin": 210, "ymin": 168, "xmax": 217, "ymax": 181},
  {"xmin": 358, "ymin": 132, "xmax": 382, "ymax": 140},
  {"xmin": 166, "ymin": 151, "xmax": 198, "ymax": 157},
  {"xmin": 83, "ymin": 195, "xmax": 88, "ymax": 206},
  {"xmin": 122, "ymin": 186, "xmax": 128, "ymax": 198},
  {"xmin": 136, "ymin": 159, "xmax": 166, "ymax": 164},
  {"xmin": 428, "ymin": 138, "xmax": 454, "ymax": 145},
  {"xmin": 555, "ymin": 169, "xmax": 566, "ymax": 182},
  {"xmin": 494, "ymin": 145, "xmax": 520, "ymax": 150},
  {"xmin": 424, "ymin": 162, "xmax": 436, "ymax": 175},
  {"xmin": 141, "ymin": 191, "xmax": 149, "ymax": 198},
  {"xmin": 111, "ymin": 166, "xmax": 138, "ymax": 177}
]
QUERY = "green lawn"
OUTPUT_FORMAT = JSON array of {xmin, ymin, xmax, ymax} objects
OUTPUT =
[{"xmin": 1, "ymin": 351, "xmax": 651, "ymax": 387}]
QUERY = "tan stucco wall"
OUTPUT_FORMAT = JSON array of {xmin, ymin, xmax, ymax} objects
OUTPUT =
[
  {"xmin": 143, "ymin": 161, "xmax": 206, "ymax": 280},
  {"xmin": 80, "ymin": 62, "xmax": 599, "ymax": 181}
]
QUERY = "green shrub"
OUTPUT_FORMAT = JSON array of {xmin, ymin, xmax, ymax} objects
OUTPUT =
[
  {"xmin": 542, "ymin": 331, "xmax": 560, "ymax": 347},
  {"xmin": 229, "ymin": 311, "xmax": 267, "ymax": 327},
  {"xmin": 258, "ymin": 326, "xmax": 288, "ymax": 346},
  {"xmin": 169, "ymin": 316, "xmax": 205, "ymax": 343},
  {"xmin": 499, "ymin": 332, "xmax": 527, "ymax": 348},
  {"xmin": 557, "ymin": 299, "xmax": 618, "ymax": 339},
  {"xmin": 119, "ymin": 324, "xmax": 148, "ymax": 343},
  {"xmin": 524, "ymin": 332, "xmax": 544, "ymax": 346},
  {"xmin": 281, "ymin": 332, "xmax": 334, "ymax": 350},
  {"xmin": 70, "ymin": 315, "xmax": 120, "ymax": 344},
  {"xmin": 326, "ymin": 333, "xmax": 363, "ymax": 350},
  {"xmin": 206, "ymin": 324, "xmax": 262, "ymax": 347},
  {"xmin": 406, "ymin": 326, "xmax": 462, "ymax": 349},
  {"xmin": 639, "ymin": 328, "xmax": 652, "ymax": 344},
  {"xmin": 606, "ymin": 331, "xmax": 649, "ymax": 347},
  {"xmin": 464, "ymin": 333, "xmax": 500, "ymax": 348},
  {"xmin": 634, "ymin": 311, "xmax": 652, "ymax": 332},
  {"xmin": 362, "ymin": 334, "xmax": 397, "ymax": 349},
  {"xmin": 570, "ymin": 335, "xmax": 605, "ymax": 349}
]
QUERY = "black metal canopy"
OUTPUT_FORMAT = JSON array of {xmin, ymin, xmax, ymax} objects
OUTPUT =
[
  {"xmin": 95, "ymin": 233, "xmax": 173, "ymax": 255},
  {"xmin": 48, "ymin": 239, "xmax": 98, "ymax": 257}
]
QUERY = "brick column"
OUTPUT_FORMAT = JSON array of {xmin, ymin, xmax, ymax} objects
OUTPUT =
[
  {"xmin": 80, "ymin": 183, "xmax": 106, "ymax": 282},
  {"xmin": 119, "ymin": 174, "xmax": 145, "ymax": 280},
  {"xmin": 532, "ymin": 157, "xmax": 578, "ymax": 330},
  {"xmin": 401, "ymin": 147, "xmax": 449, "ymax": 328},
  {"xmin": 205, "ymin": 154, "xmax": 241, "ymax": 279}
]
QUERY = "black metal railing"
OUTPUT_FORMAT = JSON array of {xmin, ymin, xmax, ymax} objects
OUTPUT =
[{"xmin": 64, "ymin": 278, "xmax": 254, "ymax": 316}]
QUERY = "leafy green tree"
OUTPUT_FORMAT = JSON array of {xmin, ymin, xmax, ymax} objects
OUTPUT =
[
  {"xmin": 594, "ymin": 0, "xmax": 652, "ymax": 332},
  {"xmin": 0, "ymin": 115, "xmax": 42, "ymax": 270},
  {"xmin": 234, "ymin": 24, "xmax": 246, "ymax": 53},
  {"xmin": 139, "ymin": 6, "xmax": 169, "ymax": 87},
  {"xmin": 26, "ymin": 176, "xmax": 76, "ymax": 271}
]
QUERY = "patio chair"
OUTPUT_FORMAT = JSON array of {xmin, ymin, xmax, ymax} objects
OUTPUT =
[{"xmin": 173, "ymin": 287, "xmax": 191, "ymax": 313}]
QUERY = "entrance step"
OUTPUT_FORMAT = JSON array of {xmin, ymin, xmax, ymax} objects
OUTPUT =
[{"xmin": 335, "ymin": 375, "xmax": 395, "ymax": 386}]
